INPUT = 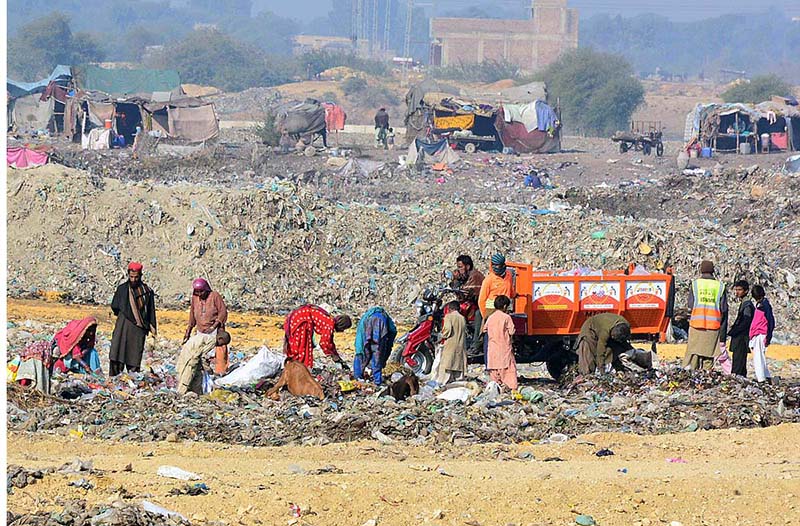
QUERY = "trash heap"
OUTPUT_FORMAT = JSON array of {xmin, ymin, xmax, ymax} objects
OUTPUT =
[
  {"xmin": 6, "ymin": 499, "xmax": 194, "ymax": 526},
  {"xmin": 8, "ymin": 361, "xmax": 799, "ymax": 447},
  {"xmin": 8, "ymin": 162, "xmax": 800, "ymax": 342}
]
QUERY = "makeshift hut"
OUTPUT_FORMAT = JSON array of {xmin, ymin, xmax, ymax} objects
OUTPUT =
[
  {"xmin": 755, "ymin": 100, "xmax": 800, "ymax": 152},
  {"xmin": 685, "ymin": 103, "xmax": 760, "ymax": 153},
  {"xmin": 685, "ymin": 102, "xmax": 799, "ymax": 153},
  {"xmin": 7, "ymin": 65, "xmax": 73, "ymax": 134},
  {"xmin": 406, "ymin": 138, "xmax": 460, "ymax": 166}
]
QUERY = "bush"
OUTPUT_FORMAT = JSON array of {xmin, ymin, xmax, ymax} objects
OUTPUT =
[
  {"xmin": 152, "ymin": 29, "xmax": 294, "ymax": 91},
  {"xmin": 320, "ymin": 91, "xmax": 339, "ymax": 104},
  {"xmin": 342, "ymin": 76, "xmax": 368, "ymax": 95},
  {"xmin": 362, "ymin": 86, "xmax": 400, "ymax": 108},
  {"xmin": 432, "ymin": 60, "xmax": 521, "ymax": 83},
  {"xmin": 253, "ymin": 111, "xmax": 281, "ymax": 146},
  {"xmin": 721, "ymin": 74, "xmax": 792, "ymax": 103},
  {"xmin": 540, "ymin": 48, "xmax": 645, "ymax": 136}
]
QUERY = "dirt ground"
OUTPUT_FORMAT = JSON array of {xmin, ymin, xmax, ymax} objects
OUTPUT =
[
  {"xmin": 8, "ymin": 424, "xmax": 800, "ymax": 526},
  {"xmin": 9, "ymin": 299, "xmax": 800, "ymax": 362}
]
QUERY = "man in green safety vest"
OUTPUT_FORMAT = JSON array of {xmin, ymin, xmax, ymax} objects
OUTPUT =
[{"xmin": 683, "ymin": 260, "xmax": 728, "ymax": 370}]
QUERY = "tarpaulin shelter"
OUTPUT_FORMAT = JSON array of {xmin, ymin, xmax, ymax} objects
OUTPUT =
[
  {"xmin": 406, "ymin": 138, "xmax": 460, "ymax": 166},
  {"xmin": 72, "ymin": 93, "xmax": 219, "ymax": 147},
  {"xmin": 73, "ymin": 65, "xmax": 183, "ymax": 97},
  {"xmin": 276, "ymin": 99, "xmax": 327, "ymax": 136},
  {"xmin": 755, "ymin": 101, "xmax": 800, "ymax": 152},
  {"xmin": 7, "ymin": 65, "xmax": 72, "ymax": 98},
  {"xmin": 140, "ymin": 98, "xmax": 219, "ymax": 143},
  {"xmin": 7, "ymin": 65, "xmax": 73, "ymax": 134}
]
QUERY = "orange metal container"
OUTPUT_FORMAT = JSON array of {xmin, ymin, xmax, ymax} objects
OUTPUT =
[{"xmin": 508, "ymin": 262, "xmax": 673, "ymax": 339}]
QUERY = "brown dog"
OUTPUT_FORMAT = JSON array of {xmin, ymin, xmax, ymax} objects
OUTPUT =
[
  {"xmin": 389, "ymin": 373, "xmax": 420, "ymax": 401},
  {"xmin": 266, "ymin": 359, "xmax": 325, "ymax": 400}
]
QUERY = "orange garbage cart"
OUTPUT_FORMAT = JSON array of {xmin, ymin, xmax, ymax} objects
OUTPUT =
[{"xmin": 502, "ymin": 262, "xmax": 675, "ymax": 378}]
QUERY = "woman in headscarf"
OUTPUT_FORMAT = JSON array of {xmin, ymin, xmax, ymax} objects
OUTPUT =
[
  {"xmin": 283, "ymin": 305, "xmax": 351, "ymax": 369},
  {"xmin": 183, "ymin": 278, "xmax": 229, "ymax": 374},
  {"xmin": 16, "ymin": 317, "xmax": 101, "ymax": 394},
  {"xmin": 53, "ymin": 317, "xmax": 102, "ymax": 374}
]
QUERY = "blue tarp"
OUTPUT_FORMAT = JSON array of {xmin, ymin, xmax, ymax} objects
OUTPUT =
[{"xmin": 7, "ymin": 65, "xmax": 72, "ymax": 99}]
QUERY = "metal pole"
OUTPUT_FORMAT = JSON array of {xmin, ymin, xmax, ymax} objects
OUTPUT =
[
  {"xmin": 383, "ymin": 0, "xmax": 392, "ymax": 52},
  {"xmin": 402, "ymin": 0, "xmax": 413, "ymax": 86},
  {"xmin": 371, "ymin": 0, "xmax": 379, "ymax": 57}
]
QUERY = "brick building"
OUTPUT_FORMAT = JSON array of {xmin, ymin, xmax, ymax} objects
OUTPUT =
[{"xmin": 429, "ymin": 0, "xmax": 578, "ymax": 73}]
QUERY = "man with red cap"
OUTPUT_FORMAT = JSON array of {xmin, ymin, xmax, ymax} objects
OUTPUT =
[
  {"xmin": 283, "ymin": 305, "xmax": 351, "ymax": 369},
  {"xmin": 109, "ymin": 261, "xmax": 158, "ymax": 375},
  {"xmin": 184, "ymin": 278, "xmax": 229, "ymax": 374}
]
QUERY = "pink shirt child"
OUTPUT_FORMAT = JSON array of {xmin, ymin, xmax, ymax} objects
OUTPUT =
[{"xmin": 484, "ymin": 309, "xmax": 518, "ymax": 390}]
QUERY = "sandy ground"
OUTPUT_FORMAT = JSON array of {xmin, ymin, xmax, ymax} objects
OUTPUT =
[
  {"xmin": 7, "ymin": 424, "xmax": 800, "ymax": 526},
  {"xmin": 9, "ymin": 299, "xmax": 800, "ymax": 361}
]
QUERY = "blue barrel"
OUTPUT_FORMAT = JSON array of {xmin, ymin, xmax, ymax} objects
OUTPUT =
[{"xmin": 701, "ymin": 147, "xmax": 713, "ymax": 158}]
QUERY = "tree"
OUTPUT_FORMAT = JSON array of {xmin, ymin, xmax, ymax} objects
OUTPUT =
[
  {"xmin": 540, "ymin": 48, "xmax": 645, "ymax": 136},
  {"xmin": 153, "ymin": 28, "xmax": 293, "ymax": 91},
  {"xmin": 121, "ymin": 25, "xmax": 162, "ymax": 61},
  {"xmin": 721, "ymin": 74, "xmax": 792, "ymax": 104},
  {"xmin": 8, "ymin": 12, "xmax": 106, "ymax": 80}
]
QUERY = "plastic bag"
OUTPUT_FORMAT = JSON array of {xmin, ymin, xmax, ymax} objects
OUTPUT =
[
  {"xmin": 215, "ymin": 346, "xmax": 283, "ymax": 387},
  {"xmin": 7, "ymin": 356, "xmax": 20, "ymax": 383},
  {"xmin": 716, "ymin": 348, "xmax": 732, "ymax": 375},
  {"xmin": 156, "ymin": 466, "xmax": 201, "ymax": 481}
]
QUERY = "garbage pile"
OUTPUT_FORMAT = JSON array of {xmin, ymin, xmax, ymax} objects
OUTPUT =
[
  {"xmin": 209, "ymin": 87, "xmax": 281, "ymax": 119},
  {"xmin": 6, "ymin": 500, "xmax": 195, "ymax": 526},
  {"xmin": 8, "ymin": 361, "xmax": 799, "ymax": 447},
  {"xmin": 8, "ymin": 162, "xmax": 800, "ymax": 342}
]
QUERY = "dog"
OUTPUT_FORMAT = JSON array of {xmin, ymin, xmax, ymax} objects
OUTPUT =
[
  {"xmin": 266, "ymin": 359, "xmax": 324, "ymax": 400},
  {"xmin": 389, "ymin": 372, "xmax": 419, "ymax": 401}
]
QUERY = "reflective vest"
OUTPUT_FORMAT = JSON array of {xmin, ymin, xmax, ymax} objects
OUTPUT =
[{"xmin": 690, "ymin": 278, "xmax": 723, "ymax": 330}]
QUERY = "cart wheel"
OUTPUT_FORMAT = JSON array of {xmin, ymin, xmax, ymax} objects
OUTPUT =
[
  {"xmin": 464, "ymin": 142, "xmax": 477, "ymax": 154},
  {"xmin": 304, "ymin": 145, "xmax": 316, "ymax": 157},
  {"xmin": 656, "ymin": 142, "xmax": 664, "ymax": 157},
  {"xmin": 643, "ymin": 143, "xmax": 652, "ymax": 155},
  {"xmin": 619, "ymin": 142, "xmax": 628, "ymax": 154}
]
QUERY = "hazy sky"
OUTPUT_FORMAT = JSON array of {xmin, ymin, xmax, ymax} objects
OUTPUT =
[{"xmin": 261, "ymin": 0, "xmax": 800, "ymax": 22}]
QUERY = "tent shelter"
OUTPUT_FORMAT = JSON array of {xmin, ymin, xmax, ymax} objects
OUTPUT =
[
  {"xmin": 405, "ymin": 81, "xmax": 561, "ymax": 154},
  {"xmin": 7, "ymin": 65, "xmax": 73, "ymax": 134},
  {"xmin": 755, "ymin": 101, "xmax": 800, "ymax": 152}
]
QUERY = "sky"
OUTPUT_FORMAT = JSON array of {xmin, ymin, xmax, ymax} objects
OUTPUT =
[{"xmin": 260, "ymin": 0, "xmax": 800, "ymax": 22}]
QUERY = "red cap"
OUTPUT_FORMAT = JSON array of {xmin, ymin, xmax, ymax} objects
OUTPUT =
[{"xmin": 128, "ymin": 261, "xmax": 143, "ymax": 272}]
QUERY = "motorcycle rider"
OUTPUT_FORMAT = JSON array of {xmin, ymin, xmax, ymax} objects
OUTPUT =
[
  {"xmin": 452, "ymin": 255, "xmax": 484, "ymax": 356},
  {"xmin": 452, "ymin": 255, "xmax": 484, "ymax": 303}
]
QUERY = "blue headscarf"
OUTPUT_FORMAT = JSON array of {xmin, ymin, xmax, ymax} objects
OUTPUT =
[{"xmin": 491, "ymin": 253, "xmax": 506, "ymax": 277}]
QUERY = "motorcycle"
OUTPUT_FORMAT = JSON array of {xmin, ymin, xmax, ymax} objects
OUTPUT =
[{"xmin": 393, "ymin": 279, "xmax": 478, "ymax": 376}]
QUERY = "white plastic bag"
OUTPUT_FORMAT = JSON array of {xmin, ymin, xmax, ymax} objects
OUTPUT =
[
  {"xmin": 215, "ymin": 346, "xmax": 284, "ymax": 388},
  {"xmin": 156, "ymin": 466, "xmax": 201, "ymax": 481}
]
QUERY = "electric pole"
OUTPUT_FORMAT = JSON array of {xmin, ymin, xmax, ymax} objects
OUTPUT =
[
  {"xmin": 371, "ymin": 0, "xmax": 379, "ymax": 57},
  {"xmin": 402, "ymin": 0, "xmax": 413, "ymax": 86},
  {"xmin": 383, "ymin": 0, "xmax": 392, "ymax": 52}
]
